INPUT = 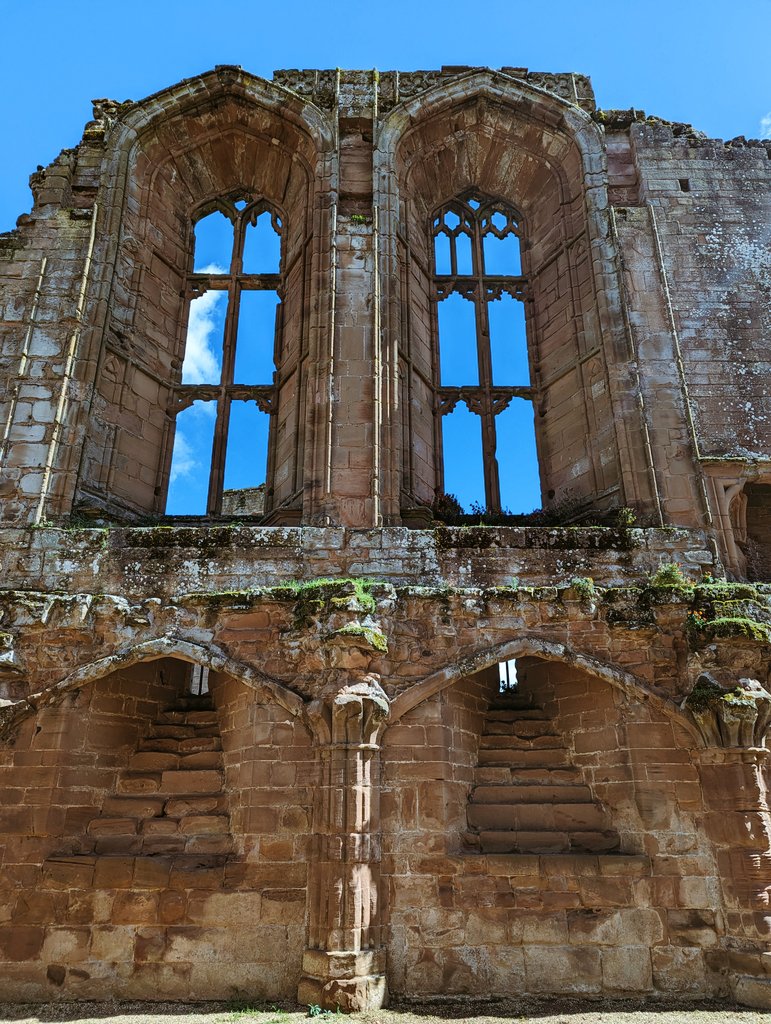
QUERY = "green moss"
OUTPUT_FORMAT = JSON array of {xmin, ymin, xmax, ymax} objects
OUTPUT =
[
  {"xmin": 645, "ymin": 583, "xmax": 695, "ymax": 603},
  {"xmin": 684, "ymin": 677, "xmax": 724, "ymax": 712},
  {"xmin": 569, "ymin": 576, "xmax": 596, "ymax": 603},
  {"xmin": 287, "ymin": 578, "xmax": 379, "ymax": 623},
  {"xmin": 712, "ymin": 599, "xmax": 770, "ymax": 621},
  {"xmin": 694, "ymin": 582, "xmax": 762, "ymax": 603},
  {"xmin": 699, "ymin": 617, "xmax": 771, "ymax": 643},
  {"xmin": 0, "ymin": 632, "xmax": 13, "ymax": 650},
  {"xmin": 720, "ymin": 687, "xmax": 758, "ymax": 708},
  {"xmin": 332, "ymin": 623, "xmax": 388, "ymax": 653},
  {"xmin": 649, "ymin": 562, "xmax": 689, "ymax": 587},
  {"xmin": 481, "ymin": 582, "xmax": 523, "ymax": 602},
  {"xmin": 177, "ymin": 589, "xmax": 266, "ymax": 608},
  {"xmin": 179, "ymin": 577, "xmax": 384, "ymax": 621},
  {"xmin": 686, "ymin": 575, "xmax": 771, "ymax": 646}
]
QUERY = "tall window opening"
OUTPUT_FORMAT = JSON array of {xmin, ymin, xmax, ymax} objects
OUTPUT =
[
  {"xmin": 432, "ymin": 193, "xmax": 539, "ymax": 514},
  {"xmin": 166, "ymin": 198, "xmax": 283, "ymax": 516}
]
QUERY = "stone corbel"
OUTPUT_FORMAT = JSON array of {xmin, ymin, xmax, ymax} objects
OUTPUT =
[
  {"xmin": 684, "ymin": 673, "xmax": 771, "ymax": 749},
  {"xmin": 307, "ymin": 675, "xmax": 390, "ymax": 747}
]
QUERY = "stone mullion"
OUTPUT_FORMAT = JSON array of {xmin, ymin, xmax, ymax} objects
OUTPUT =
[{"xmin": 191, "ymin": 211, "xmax": 237, "ymax": 518}]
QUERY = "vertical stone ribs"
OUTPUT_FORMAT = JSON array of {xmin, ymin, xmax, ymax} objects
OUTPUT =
[
  {"xmin": 465, "ymin": 690, "xmax": 620, "ymax": 854},
  {"xmin": 84, "ymin": 693, "xmax": 233, "ymax": 859}
]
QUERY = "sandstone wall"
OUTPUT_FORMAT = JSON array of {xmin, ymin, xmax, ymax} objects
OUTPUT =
[{"xmin": 1, "ymin": 65, "xmax": 770, "ymax": 1010}]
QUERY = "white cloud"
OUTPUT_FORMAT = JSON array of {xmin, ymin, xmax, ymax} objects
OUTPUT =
[
  {"xmin": 181, "ymin": 264, "xmax": 227, "ymax": 385},
  {"xmin": 169, "ymin": 430, "xmax": 196, "ymax": 483},
  {"xmin": 761, "ymin": 112, "xmax": 771, "ymax": 140}
]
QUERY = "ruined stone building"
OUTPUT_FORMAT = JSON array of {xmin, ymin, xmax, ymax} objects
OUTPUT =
[{"xmin": 1, "ymin": 65, "xmax": 771, "ymax": 1009}]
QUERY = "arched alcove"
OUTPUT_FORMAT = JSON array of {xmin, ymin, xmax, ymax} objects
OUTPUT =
[
  {"xmin": 381, "ymin": 646, "xmax": 714, "ymax": 1000},
  {"xmin": 0, "ymin": 646, "xmax": 314, "ymax": 999},
  {"xmin": 375, "ymin": 72, "xmax": 653, "ymax": 524},
  {"xmin": 68, "ymin": 70, "xmax": 335, "ymax": 526}
]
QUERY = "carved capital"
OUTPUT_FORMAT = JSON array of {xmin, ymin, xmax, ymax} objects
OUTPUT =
[
  {"xmin": 684, "ymin": 674, "xmax": 771, "ymax": 749},
  {"xmin": 307, "ymin": 674, "xmax": 390, "ymax": 747}
]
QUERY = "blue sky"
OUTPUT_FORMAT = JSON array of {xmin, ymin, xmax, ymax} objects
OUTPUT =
[
  {"xmin": 1, "ymin": 0, "xmax": 768, "ymax": 515},
  {"xmin": 0, "ymin": 0, "xmax": 769, "ymax": 232}
]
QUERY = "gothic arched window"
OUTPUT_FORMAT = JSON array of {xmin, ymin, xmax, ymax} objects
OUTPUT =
[
  {"xmin": 432, "ymin": 192, "xmax": 540, "ymax": 514},
  {"xmin": 165, "ymin": 198, "xmax": 283, "ymax": 516}
]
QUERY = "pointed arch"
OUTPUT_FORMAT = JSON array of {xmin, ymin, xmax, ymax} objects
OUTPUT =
[
  {"xmin": 374, "ymin": 68, "xmax": 656, "ymax": 527},
  {"xmin": 389, "ymin": 633, "xmax": 702, "ymax": 745},
  {"xmin": 67, "ymin": 67, "xmax": 337, "ymax": 527},
  {"xmin": 1, "ymin": 633, "xmax": 305, "ymax": 738}
]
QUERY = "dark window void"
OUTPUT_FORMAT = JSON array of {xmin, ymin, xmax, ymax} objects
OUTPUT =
[
  {"xmin": 167, "ymin": 199, "xmax": 282, "ymax": 516},
  {"xmin": 432, "ymin": 193, "xmax": 539, "ymax": 513},
  {"xmin": 745, "ymin": 484, "xmax": 771, "ymax": 581}
]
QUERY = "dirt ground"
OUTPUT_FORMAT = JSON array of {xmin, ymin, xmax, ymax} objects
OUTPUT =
[{"xmin": 0, "ymin": 998, "xmax": 768, "ymax": 1024}]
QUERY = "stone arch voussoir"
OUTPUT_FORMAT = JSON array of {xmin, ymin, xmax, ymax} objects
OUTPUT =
[
  {"xmin": 0, "ymin": 633, "xmax": 305, "ymax": 740},
  {"xmin": 376, "ymin": 68, "xmax": 604, "ymax": 181},
  {"xmin": 390, "ymin": 634, "xmax": 702, "ymax": 744},
  {"xmin": 119, "ymin": 65, "xmax": 336, "ymax": 156}
]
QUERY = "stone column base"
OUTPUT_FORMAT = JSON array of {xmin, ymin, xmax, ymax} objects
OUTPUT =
[
  {"xmin": 298, "ymin": 949, "xmax": 388, "ymax": 1011},
  {"xmin": 729, "ymin": 951, "xmax": 771, "ymax": 1009}
]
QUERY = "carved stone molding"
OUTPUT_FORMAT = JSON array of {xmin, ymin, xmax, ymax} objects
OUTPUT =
[
  {"xmin": 307, "ymin": 674, "xmax": 390, "ymax": 748},
  {"xmin": 684, "ymin": 674, "xmax": 771, "ymax": 749}
]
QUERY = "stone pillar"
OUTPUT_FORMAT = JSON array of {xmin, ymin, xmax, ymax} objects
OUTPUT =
[
  {"xmin": 686, "ymin": 676, "xmax": 771, "ymax": 1007},
  {"xmin": 298, "ymin": 674, "xmax": 390, "ymax": 1011}
]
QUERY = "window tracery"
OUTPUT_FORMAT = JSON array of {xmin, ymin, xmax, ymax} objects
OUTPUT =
[
  {"xmin": 432, "ymin": 192, "xmax": 539, "ymax": 514},
  {"xmin": 166, "ymin": 198, "xmax": 283, "ymax": 516}
]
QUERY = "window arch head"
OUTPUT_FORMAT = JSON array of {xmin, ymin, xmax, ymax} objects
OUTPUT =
[
  {"xmin": 432, "ymin": 192, "xmax": 524, "ymax": 279},
  {"xmin": 165, "ymin": 195, "xmax": 284, "ymax": 517},
  {"xmin": 431, "ymin": 192, "xmax": 540, "ymax": 517},
  {"xmin": 191, "ymin": 197, "xmax": 284, "ymax": 276}
]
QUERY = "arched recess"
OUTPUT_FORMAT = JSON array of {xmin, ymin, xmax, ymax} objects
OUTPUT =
[
  {"xmin": 704, "ymin": 462, "xmax": 771, "ymax": 579},
  {"xmin": 0, "ymin": 635, "xmax": 314, "ymax": 999},
  {"xmin": 381, "ymin": 639, "xmax": 717, "ymax": 1000},
  {"xmin": 4, "ymin": 633, "xmax": 305, "ymax": 734},
  {"xmin": 375, "ymin": 71, "xmax": 655, "ymax": 524},
  {"xmin": 61, "ymin": 68, "xmax": 337, "ymax": 526},
  {"xmin": 384, "ymin": 634, "xmax": 702, "ymax": 855},
  {"xmin": 389, "ymin": 633, "xmax": 700, "ymax": 744}
]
